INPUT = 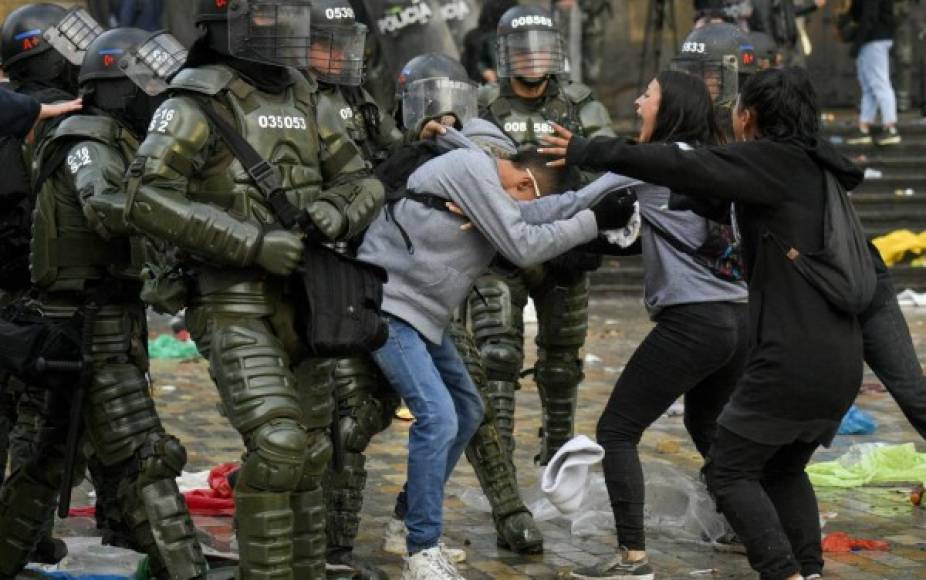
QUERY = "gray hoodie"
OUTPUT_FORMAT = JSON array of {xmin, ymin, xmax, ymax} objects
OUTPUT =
[{"xmin": 357, "ymin": 119, "xmax": 634, "ymax": 343}]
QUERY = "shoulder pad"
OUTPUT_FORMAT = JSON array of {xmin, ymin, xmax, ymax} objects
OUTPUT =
[
  {"xmin": 563, "ymin": 82, "xmax": 593, "ymax": 104},
  {"xmin": 52, "ymin": 115, "xmax": 119, "ymax": 143},
  {"xmin": 478, "ymin": 83, "xmax": 501, "ymax": 108},
  {"xmin": 169, "ymin": 65, "xmax": 236, "ymax": 96}
]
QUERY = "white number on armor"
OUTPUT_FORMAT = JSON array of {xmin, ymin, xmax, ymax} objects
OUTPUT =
[
  {"xmin": 504, "ymin": 121, "xmax": 527, "ymax": 133},
  {"xmin": 257, "ymin": 115, "xmax": 308, "ymax": 130},
  {"xmin": 681, "ymin": 42, "xmax": 706, "ymax": 54},
  {"xmin": 67, "ymin": 146, "xmax": 92, "ymax": 174},
  {"xmin": 510, "ymin": 15, "xmax": 553, "ymax": 28},
  {"xmin": 339, "ymin": 107, "xmax": 354, "ymax": 120},
  {"xmin": 148, "ymin": 108, "xmax": 176, "ymax": 133},
  {"xmin": 325, "ymin": 7, "xmax": 355, "ymax": 20}
]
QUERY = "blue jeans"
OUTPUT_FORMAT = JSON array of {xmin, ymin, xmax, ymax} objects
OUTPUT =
[
  {"xmin": 372, "ymin": 316, "xmax": 484, "ymax": 553},
  {"xmin": 857, "ymin": 40, "xmax": 898, "ymax": 126}
]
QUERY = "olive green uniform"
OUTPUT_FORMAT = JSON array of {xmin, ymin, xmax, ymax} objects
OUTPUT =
[
  {"xmin": 472, "ymin": 79, "xmax": 614, "ymax": 466},
  {"xmin": 0, "ymin": 114, "xmax": 207, "ymax": 580},
  {"xmin": 125, "ymin": 65, "xmax": 384, "ymax": 579}
]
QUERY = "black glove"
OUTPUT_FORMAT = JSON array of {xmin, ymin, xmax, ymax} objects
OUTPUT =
[{"xmin": 591, "ymin": 190, "xmax": 637, "ymax": 230}]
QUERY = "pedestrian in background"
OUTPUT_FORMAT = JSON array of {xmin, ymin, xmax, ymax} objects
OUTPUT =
[{"xmin": 846, "ymin": 0, "xmax": 902, "ymax": 145}]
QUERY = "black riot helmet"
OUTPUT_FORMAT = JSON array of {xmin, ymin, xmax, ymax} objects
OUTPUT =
[
  {"xmin": 193, "ymin": 0, "xmax": 313, "ymax": 68},
  {"xmin": 310, "ymin": 0, "xmax": 366, "ymax": 85},
  {"xmin": 671, "ymin": 22, "xmax": 756, "ymax": 108},
  {"xmin": 1, "ymin": 3, "xmax": 66, "ymax": 68},
  {"xmin": 496, "ymin": 5, "xmax": 565, "ymax": 82},
  {"xmin": 747, "ymin": 30, "xmax": 781, "ymax": 70},
  {"xmin": 79, "ymin": 28, "xmax": 176, "ymax": 136},
  {"xmin": 395, "ymin": 52, "xmax": 477, "ymax": 132}
]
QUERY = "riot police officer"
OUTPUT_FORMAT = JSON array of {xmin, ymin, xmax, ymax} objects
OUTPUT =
[
  {"xmin": 0, "ymin": 27, "xmax": 209, "ymax": 580},
  {"xmin": 467, "ymin": 3, "xmax": 614, "ymax": 479},
  {"xmin": 307, "ymin": 2, "xmax": 400, "ymax": 577},
  {"xmin": 671, "ymin": 21, "xmax": 757, "ymax": 127},
  {"xmin": 0, "ymin": 4, "xmax": 104, "ymax": 566},
  {"xmin": 124, "ymin": 1, "xmax": 385, "ymax": 578}
]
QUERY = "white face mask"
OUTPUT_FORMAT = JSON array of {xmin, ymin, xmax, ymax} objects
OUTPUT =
[{"xmin": 525, "ymin": 167, "xmax": 542, "ymax": 198}]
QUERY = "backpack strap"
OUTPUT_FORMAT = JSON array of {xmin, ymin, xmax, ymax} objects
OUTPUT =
[{"xmin": 385, "ymin": 187, "xmax": 456, "ymax": 255}]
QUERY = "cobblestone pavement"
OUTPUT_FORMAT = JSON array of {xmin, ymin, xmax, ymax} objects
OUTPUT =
[{"xmin": 54, "ymin": 297, "xmax": 926, "ymax": 579}]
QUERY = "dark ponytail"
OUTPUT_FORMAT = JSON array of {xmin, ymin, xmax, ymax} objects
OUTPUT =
[{"xmin": 738, "ymin": 67, "xmax": 820, "ymax": 145}]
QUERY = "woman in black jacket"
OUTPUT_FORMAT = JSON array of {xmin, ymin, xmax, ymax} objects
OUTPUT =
[{"xmin": 542, "ymin": 67, "xmax": 864, "ymax": 580}]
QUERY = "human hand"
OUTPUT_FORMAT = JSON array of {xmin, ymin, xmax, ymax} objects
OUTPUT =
[
  {"xmin": 482, "ymin": 69, "xmax": 498, "ymax": 84},
  {"xmin": 418, "ymin": 120, "xmax": 448, "ymax": 140},
  {"xmin": 306, "ymin": 200, "xmax": 346, "ymax": 240},
  {"xmin": 445, "ymin": 201, "xmax": 473, "ymax": 230},
  {"xmin": 538, "ymin": 122, "xmax": 574, "ymax": 167},
  {"xmin": 39, "ymin": 98, "xmax": 83, "ymax": 120}
]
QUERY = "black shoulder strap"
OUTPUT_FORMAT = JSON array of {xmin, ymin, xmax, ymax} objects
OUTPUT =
[{"xmin": 191, "ymin": 96, "xmax": 308, "ymax": 231}]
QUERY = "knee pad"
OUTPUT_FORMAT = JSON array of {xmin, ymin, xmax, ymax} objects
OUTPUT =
[
  {"xmin": 480, "ymin": 341, "xmax": 523, "ymax": 383},
  {"xmin": 239, "ymin": 419, "xmax": 309, "ymax": 492},
  {"xmin": 296, "ymin": 429, "xmax": 333, "ymax": 489},
  {"xmin": 133, "ymin": 432, "xmax": 187, "ymax": 488},
  {"xmin": 534, "ymin": 354, "xmax": 584, "ymax": 391}
]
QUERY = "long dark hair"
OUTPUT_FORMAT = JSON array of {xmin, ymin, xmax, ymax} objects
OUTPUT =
[
  {"xmin": 648, "ymin": 70, "xmax": 725, "ymax": 146},
  {"xmin": 738, "ymin": 67, "xmax": 820, "ymax": 145}
]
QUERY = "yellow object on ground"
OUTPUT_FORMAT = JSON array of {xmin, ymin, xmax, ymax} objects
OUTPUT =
[{"xmin": 872, "ymin": 230, "xmax": 926, "ymax": 266}]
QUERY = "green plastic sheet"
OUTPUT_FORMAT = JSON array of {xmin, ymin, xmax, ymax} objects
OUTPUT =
[
  {"xmin": 147, "ymin": 334, "xmax": 200, "ymax": 359},
  {"xmin": 807, "ymin": 443, "xmax": 926, "ymax": 488}
]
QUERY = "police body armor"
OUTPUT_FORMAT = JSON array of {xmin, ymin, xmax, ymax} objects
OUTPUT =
[
  {"xmin": 316, "ymin": 83, "xmax": 401, "ymax": 169},
  {"xmin": 0, "ymin": 111, "xmax": 208, "ymax": 580},
  {"xmin": 127, "ymin": 59, "xmax": 382, "ymax": 579},
  {"xmin": 470, "ymin": 77, "xmax": 614, "ymax": 468}
]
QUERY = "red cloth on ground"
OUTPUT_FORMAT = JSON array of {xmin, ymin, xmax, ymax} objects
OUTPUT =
[
  {"xmin": 822, "ymin": 531, "xmax": 890, "ymax": 553},
  {"xmin": 68, "ymin": 462, "xmax": 239, "ymax": 518}
]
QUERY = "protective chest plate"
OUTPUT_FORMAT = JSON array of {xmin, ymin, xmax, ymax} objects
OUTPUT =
[
  {"xmin": 317, "ymin": 87, "xmax": 370, "ymax": 151},
  {"xmin": 489, "ymin": 93, "xmax": 577, "ymax": 148}
]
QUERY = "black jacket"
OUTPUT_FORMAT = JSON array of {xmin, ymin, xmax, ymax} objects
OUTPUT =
[
  {"xmin": 851, "ymin": 0, "xmax": 895, "ymax": 51},
  {"xmin": 0, "ymin": 87, "xmax": 40, "ymax": 140},
  {"xmin": 567, "ymin": 135, "xmax": 865, "ymax": 446}
]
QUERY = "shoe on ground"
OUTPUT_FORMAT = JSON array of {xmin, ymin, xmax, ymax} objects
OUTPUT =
[
  {"xmin": 29, "ymin": 536, "xmax": 67, "ymax": 564},
  {"xmin": 401, "ymin": 546, "xmax": 465, "ymax": 580},
  {"xmin": 328, "ymin": 548, "xmax": 387, "ymax": 580},
  {"xmin": 383, "ymin": 518, "xmax": 466, "ymax": 562},
  {"xmin": 845, "ymin": 129, "xmax": 873, "ymax": 145},
  {"xmin": 496, "ymin": 510, "xmax": 544, "ymax": 554},
  {"xmin": 570, "ymin": 547, "xmax": 655, "ymax": 579},
  {"xmin": 875, "ymin": 127, "xmax": 901, "ymax": 145}
]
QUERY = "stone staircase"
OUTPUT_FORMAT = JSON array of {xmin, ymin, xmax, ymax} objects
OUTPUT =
[{"xmin": 591, "ymin": 114, "xmax": 926, "ymax": 295}]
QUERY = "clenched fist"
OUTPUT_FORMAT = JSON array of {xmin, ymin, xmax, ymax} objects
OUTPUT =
[{"xmin": 255, "ymin": 229, "xmax": 303, "ymax": 275}]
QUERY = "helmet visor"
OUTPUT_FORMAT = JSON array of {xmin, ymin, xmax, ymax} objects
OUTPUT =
[
  {"xmin": 497, "ymin": 30, "xmax": 565, "ymax": 78},
  {"xmin": 309, "ymin": 25, "xmax": 365, "ymax": 86},
  {"xmin": 119, "ymin": 32, "xmax": 188, "ymax": 96},
  {"xmin": 43, "ymin": 8, "xmax": 104, "ymax": 66},
  {"xmin": 402, "ymin": 77, "xmax": 477, "ymax": 132},
  {"xmin": 670, "ymin": 55, "xmax": 739, "ymax": 106},
  {"xmin": 228, "ymin": 1, "xmax": 313, "ymax": 68}
]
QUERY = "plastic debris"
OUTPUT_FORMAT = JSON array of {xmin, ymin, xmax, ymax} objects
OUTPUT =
[
  {"xmin": 822, "ymin": 531, "xmax": 890, "ymax": 553},
  {"xmin": 806, "ymin": 443, "xmax": 926, "ymax": 488},
  {"xmin": 872, "ymin": 230, "xmax": 926, "ymax": 267},
  {"xmin": 894, "ymin": 188, "xmax": 915, "ymax": 197},
  {"xmin": 25, "ymin": 537, "xmax": 144, "ymax": 577},
  {"xmin": 458, "ymin": 461, "xmax": 733, "ymax": 542},
  {"xmin": 147, "ymin": 333, "xmax": 200, "ymax": 359},
  {"xmin": 837, "ymin": 405, "xmax": 877, "ymax": 435},
  {"xmin": 584, "ymin": 353, "xmax": 603, "ymax": 364},
  {"xmin": 897, "ymin": 289, "xmax": 926, "ymax": 307},
  {"xmin": 863, "ymin": 168, "xmax": 883, "ymax": 179}
]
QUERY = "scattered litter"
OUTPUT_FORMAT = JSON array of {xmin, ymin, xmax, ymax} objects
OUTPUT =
[
  {"xmin": 837, "ymin": 405, "xmax": 877, "ymax": 435},
  {"xmin": 542, "ymin": 435, "xmax": 604, "ymax": 514},
  {"xmin": 395, "ymin": 406, "xmax": 414, "ymax": 421},
  {"xmin": 822, "ymin": 531, "xmax": 890, "ymax": 553},
  {"xmin": 25, "ymin": 537, "xmax": 144, "ymax": 577},
  {"xmin": 911, "ymin": 484, "xmax": 923, "ymax": 506},
  {"xmin": 148, "ymin": 334, "xmax": 200, "ymax": 359},
  {"xmin": 807, "ymin": 443, "xmax": 926, "ymax": 488},
  {"xmin": 894, "ymin": 188, "xmax": 915, "ymax": 197},
  {"xmin": 689, "ymin": 570, "xmax": 716, "ymax": 576},
  {"xmin": 897, "ymin": 289, "xmax": 926, "ymax": 307},
  {"xmin": 872, "ymin": 230, "xmax": 926, "ymax": 267},
  {"xmin": 864, "ymin": 168, "xmax": 883, "ymax": 179},
  {"xmin": 158, "ymin": 384, "xmax": 177, "ymax": 393},
  {"xmin": 584, "ymin": 353, "xmax": 602, "ymax": 365}
]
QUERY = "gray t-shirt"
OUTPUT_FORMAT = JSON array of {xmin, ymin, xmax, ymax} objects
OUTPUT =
[{"xmin": 637, "ymin": 183, "xmax": 748, "ymax": 318}]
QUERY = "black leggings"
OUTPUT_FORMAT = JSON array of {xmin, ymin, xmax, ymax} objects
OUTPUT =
[
  {"xmin": 596, "ymin": 301, "xmax": 749, "ymax": 550},
  {"xmin": 705, "ymin": 427, "xmax": 822, "ymax": 580}
]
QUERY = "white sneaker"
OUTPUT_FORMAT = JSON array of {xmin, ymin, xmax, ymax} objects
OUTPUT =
[
  {"xmin": 382, "ymin": 518, "xmax": 467, "ymax": 563},
  {"xmin": 401, "ymin": 546, "xmax": 465, "ymax": 580}
]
